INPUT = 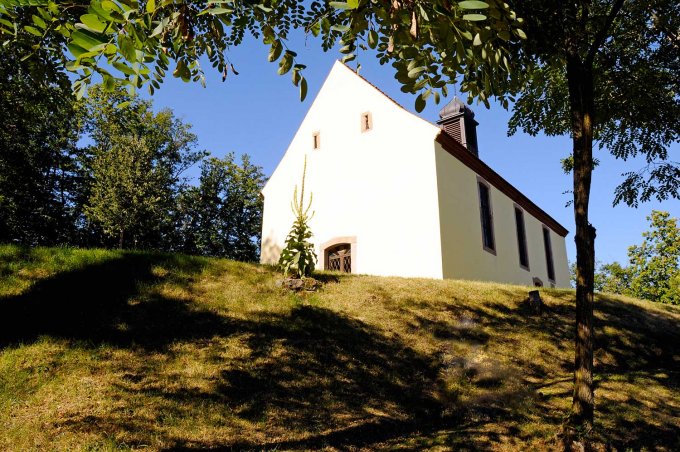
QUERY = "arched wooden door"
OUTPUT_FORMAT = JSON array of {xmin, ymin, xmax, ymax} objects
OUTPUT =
[{"xmin": 326, "ymin": 244, "xmax": 352, "ymax": 273}]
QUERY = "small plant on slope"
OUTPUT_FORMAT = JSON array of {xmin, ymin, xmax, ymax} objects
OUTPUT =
[{"xmin": 278, "ymin": 156, "xmax": 317, "ymax": 279}]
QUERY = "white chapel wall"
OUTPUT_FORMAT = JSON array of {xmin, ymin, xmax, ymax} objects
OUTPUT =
[{"xmin": 261, "ymin": 61, "xmax": 445, "ymax": 278}]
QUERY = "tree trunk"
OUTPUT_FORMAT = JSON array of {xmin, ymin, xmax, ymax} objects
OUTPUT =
[
  {"xmin": 118, "ymin": 228, "xmax": 124, "ymax": 249},
  {"xmin": 566, "ymin": 53, "xmax": 596, "ymax": 431}
]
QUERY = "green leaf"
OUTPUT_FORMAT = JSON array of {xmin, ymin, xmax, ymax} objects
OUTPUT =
[
  {"xmin": 329, "ymin": 2, "xmax": 351, "ymax": 10},
  {"xmin": 367, "ymin": 29, "xmax": 378, "ymax": 49},
  {"xmin": 331, "ymin": 24, "xmax": 350, "ymax": 33},
  {"xmin": 202, "ymin": 7, "xmax": 233, "ymax": 16},
  {"xmin": 67, "ymin": 42, "xmax": 89, "ymax": 58},
  {"xmin": 407, "ymin": 66, "xmax": 427, "ymax": 79},
  {"xmin": 103, "ymin": 73, "xmax": 115, "ymax": 91},
  {"xmin": 415, "ymin": 93, "xmax": 426, "ymax": 113},
  {"xmin": 458, "ymin": 1, "xmax": 489, "ymax": 9},
  {"xmin": 31, "ymin": 14, "xmax": 46, "ymax": 29},
  {"xmin": 79, "ymin": 14, "xmax": 107, "ymax": 33},
  {"xmin": 268, "ymin": 40, "xmax": 282, "ymax": 62},
  {"xmin": 309, "ymin": 21, "xmax": 320, "ymax": 37},
  {"xmin": 299, "ymin": 77, "xmax": 308, "ymax": 101},
  {"xmin": 24, "ymin": 26, "xmax": 43, "ymax": 37},
  {"xmin": 418, "ymin": 4, "xmax": 429, "ymax": 21},
  {"xmin": 278, "ymin": 51, "xmax": 293, "ymax": 75},
  {"xmin": 113, "ymin": 61, "xmax": 136, "ymax": 75},
  {"xmin": 90, "ymin": 1, "xmax": 116, "ymax": 22},
  {"xmin": 101, "ymin": 1, "xmax": 123, "ymax": 14},
  {"xmin": 473, "ymin": 33, "xmax": 482, "ymax": 46},
  {"xmin": 118, "ymin": 35, "xmax": 136, "ymax": 62},
  {"xmin": 174, "ymin": 59, "xmax": 190, "ymax": 82},
  {"xmin": 463, "ymin": 14, "xmax": 487, "ymax": 21},
  {"xmin": 460, "ymin": 30, "xmax": 473, "ymax": 40},
  {"xmin": 341, "ymin": 53, "xmax": 356, "ymax": 63},
  {"xmin": 516, "ymin": 28, "xmax": 527, "ymax": 39},
  {"xmin": 65, "ymin": 61, "xmax": 86, "ymax": 72},
  {"xmin": 71, "ymin": 30, "xmax": 106, "ymax": 51},
  {"xmin": 149, "ymin": 18, "xmax": 168, "ymax": 37},
  {"xmin": 73, "ymin": 80, "xmax": 87, "ymax": 99},
  {"xmin": 146, "ymin": 0, "xmax": 155, "ymax": 13},
  {"xmin": 0, "ymin": 18, "xmax": 14, "ymax": 29}
]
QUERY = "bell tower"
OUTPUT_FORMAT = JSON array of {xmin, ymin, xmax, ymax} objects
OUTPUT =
[{"xmin": 436, "ymin": 97, "xmax": 479, "ymax": 157}]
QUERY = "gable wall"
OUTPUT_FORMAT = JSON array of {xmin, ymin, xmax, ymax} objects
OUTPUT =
[
  {"xmin": 261, "ymin": 62, "xmax": 444, "ymax": 278},
  {"xmin": 434, "ymin": 142, "xmax": 571, "ymax": 287}
]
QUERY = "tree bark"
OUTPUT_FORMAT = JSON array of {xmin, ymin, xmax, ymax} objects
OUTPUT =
[{"xmin": 566, "ymin": 53, "xmax": 596, "ymax": 431}]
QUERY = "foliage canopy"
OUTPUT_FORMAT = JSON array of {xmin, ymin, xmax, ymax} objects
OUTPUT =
[
  {"xmin": 0, "ymin": 0, "xmax": 526, "ymax": 109},
  {"xmin": 0, "ymin": 23, "xmax": 80, "ymax": 245},
  {"xmin": 176, "ymin": 153, "xmax": 265, "ymax": 261}
]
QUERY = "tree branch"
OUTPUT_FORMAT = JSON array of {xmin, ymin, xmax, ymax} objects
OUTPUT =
[{"xmin": 585, "ymin": 0, "xmax": 626, "ymax": 66}]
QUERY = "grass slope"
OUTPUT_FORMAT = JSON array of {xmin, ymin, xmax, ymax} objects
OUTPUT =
[{"xmin": 0, "ymin": 245, "xmax": 679, "ymax": 451}]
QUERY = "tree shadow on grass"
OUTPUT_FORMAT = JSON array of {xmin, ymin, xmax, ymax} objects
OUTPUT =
[
  {"xmin": 2, "ymin": 258, "xmax": 679, "ymax": 450},
  {"xmin": 377, "ymin": 288, "xmax": 680, "ymax": 450},
  {"xmin": 156, "ymin": 305, "xmax": 449, "ymax": 449},
  {"xmin": 0, "ymin": 251, "xmax": 221, "ymax": 350}
]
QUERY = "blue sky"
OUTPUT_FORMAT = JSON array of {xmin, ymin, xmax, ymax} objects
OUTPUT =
[{"xmin": 142, "ymin": 34, "xmax": 678, "ymax": 266}]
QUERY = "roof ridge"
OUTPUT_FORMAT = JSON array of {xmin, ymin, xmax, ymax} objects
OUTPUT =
[{"xmin": 336, "ymin": 60, "xmax": 409, "ymax": 113}]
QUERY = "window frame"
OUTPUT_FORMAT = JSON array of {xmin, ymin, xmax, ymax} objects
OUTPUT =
[
  {"xmin": 513, "ymin": 204, "xmax": 530, "ymax": 271},
  {"xmin": 542, "ymin": 225, "xmax": 556, "ymax": 283},
  {"xmin": 477, "ymin": 177, "xmax": 496, "ymax": 255}
]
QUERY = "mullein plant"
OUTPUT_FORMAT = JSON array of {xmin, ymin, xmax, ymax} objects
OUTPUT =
[{"xmin": 278, "ymin": 156, "xmax": 317, "ymax": 279}]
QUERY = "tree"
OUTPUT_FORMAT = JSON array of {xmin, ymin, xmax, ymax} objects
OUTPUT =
[
  {"xmin": 627, "ymin": 211, "xmax": 680, "ymax": 305},
  {"xmin": 505, "ymin": 1, "xmax": 679, "ymax": 429},
  {"xmin": 84, "ymin": 135, "xmax": 166, "ymax": 248},
  {"xmin": 80, "ymin": 83, "xmax": 205, "ymax": 248},
  {"xmin": 595, "ymin": 262, "xmax": 632, "ymax": 296},
  {"xmin": 2, "ymin": 0, "xmax": 678, "ymax": 432},
  {"xmin": 278, "ymin": 157, "xmax": 316, "ymax": 278},
  {"xmin": 571, "ymin": 260, "xmax": 631, "ymax": 295},
  {"xmin": 573, "ymin": 212, "xmax": 679, "ymax": 304},
  {"xmin": 0, "ymin": 22, "xmax": 80, "ymax": 245},
  {"xmin": 176, "ymin": 153, "xmax": 265, "ymax": 261}
]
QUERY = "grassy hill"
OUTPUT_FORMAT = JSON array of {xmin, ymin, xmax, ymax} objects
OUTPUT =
[{"xmin": 0, "ymin": 245, "xmax": 678, "ymax": 451}]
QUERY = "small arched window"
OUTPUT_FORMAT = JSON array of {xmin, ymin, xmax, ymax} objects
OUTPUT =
[{"xmin": 326, "ymin": 243, "xmax": 352, "ymax": 273}]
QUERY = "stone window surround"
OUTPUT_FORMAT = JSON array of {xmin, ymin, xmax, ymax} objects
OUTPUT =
[{"xmin": 320, "ymin": 236, "xmax": 357, "ymax": 273}]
